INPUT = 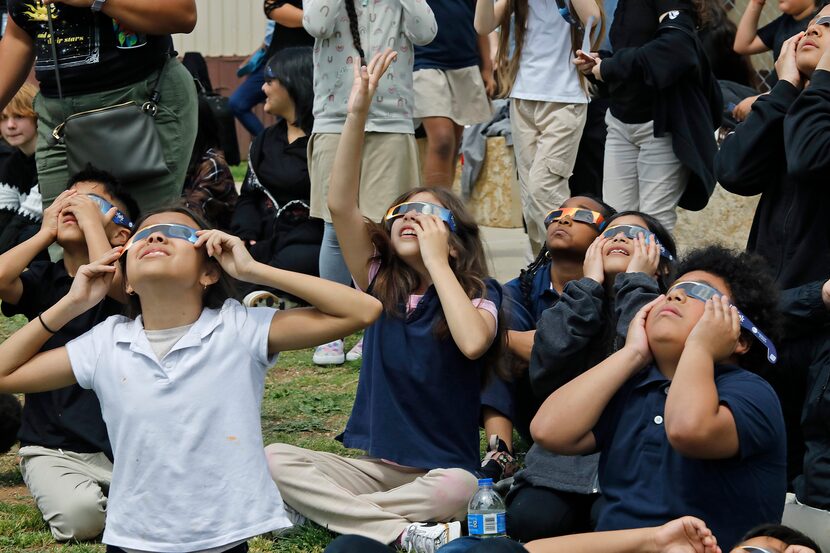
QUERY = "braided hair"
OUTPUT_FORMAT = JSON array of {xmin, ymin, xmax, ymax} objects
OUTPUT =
[
  {"xmin": 344, "ymin": 0, "xmax": 366, "ymax": 65},
  {"xmin": 517, "ymin": 194, "xmax": 615, "ymax": 309}
]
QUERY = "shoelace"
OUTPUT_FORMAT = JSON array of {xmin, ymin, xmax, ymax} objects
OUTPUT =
[{"xmin": 405, "ymin": 526, "xmax": 443, "ymax": 553}]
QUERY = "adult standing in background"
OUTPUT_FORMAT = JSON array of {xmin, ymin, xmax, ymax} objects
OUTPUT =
[
  {"xmin": 414, "ymin": 0, "xmax": 494, "ymax": 188},
  {"xmin": 229, "ymin": 20, "xmax": 276, "ymax": 138},
  {"xmin": 0, "ymin": 0, "xmax": 198, "ymax": 213}
]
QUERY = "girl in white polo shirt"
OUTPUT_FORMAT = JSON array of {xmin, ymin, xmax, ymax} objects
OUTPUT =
[
  {"xmin": 0, "ymin": 206, "xmax": 382, "ymax": 553},
  {"xmin": 474, "ymin": 0, "xmax": 605, "ymax": 255}
]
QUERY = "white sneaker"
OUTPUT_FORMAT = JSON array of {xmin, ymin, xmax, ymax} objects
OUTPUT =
[
  {"xmin": 401, "ymin": 522, "xmax": 461, "ymax": 553},
  {"xmin": 243, "ymin": 290, "xmax": 281, "ymax": 308},
  {"xmin": 271, "ymin": 504, "xmax": 308, "ymax": 537},
  {"xmin": 345, "ymin": 337, "xmax": 364, "ymax": 362},
  {"xmin": 312, "ymin": 339, "xmax": 345, "ymax": 365}
]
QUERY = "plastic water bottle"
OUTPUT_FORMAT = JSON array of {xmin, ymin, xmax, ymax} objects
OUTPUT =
[{"xmin": 467, "ymin": 478, "xmax": 506, "ymax": 538}]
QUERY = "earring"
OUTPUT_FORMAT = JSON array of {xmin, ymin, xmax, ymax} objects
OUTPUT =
[{"xmin": 203, "ymin": 284, "xmax": 208, "ymax": 291}]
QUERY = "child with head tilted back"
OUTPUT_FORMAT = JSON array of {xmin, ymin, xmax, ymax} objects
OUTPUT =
[
  {"xmin": 532, "ymin": 245, "xmax": 787, "ymax": 550},
  {"xmin": 0, "ymin": 205, "xmax": 382, "ymax": 552},
  {"xmin": 265, "ymin": 50, "xmax": 506, "ymax": 553},
  {"xmin": 490, "ymin": 205, "xmax": 678, "ymax": 541}
]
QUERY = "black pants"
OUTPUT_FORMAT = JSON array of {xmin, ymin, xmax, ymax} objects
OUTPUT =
[
  {"xmin": 324, "ymin": 535, "xmax": 395, "ymax": 553},
  {"xmin": 107, "ymin": 543, "xmax": 248, "ymax": 553},
  {"xmin": 506, "ymin": 485, "xmax": 601, "ymax": 542}
]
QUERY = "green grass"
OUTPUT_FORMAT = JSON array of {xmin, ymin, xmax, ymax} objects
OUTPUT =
[
  {"xmin": 230, "ymin": 161, "xmax": 249, "ymax": 183},
  {"xmin": 0, "ymin": 318, "xmax": 513, "ymax": 553}
]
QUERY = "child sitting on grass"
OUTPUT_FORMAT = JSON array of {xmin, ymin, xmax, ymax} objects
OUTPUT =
[
  {"xmin": 0, "ymin": 205, "xmax": 381, "ymax": 552},
  {"xmin": 0, "ymin": 166, "xmax": 136, "ymax": 542},
  {"xmin": 265, "ymin": 50, "xmax": 505, "ymax": 553},
  {"xmin": 531, "ymin": 245, "xmax": 787, "ymax": 550}
]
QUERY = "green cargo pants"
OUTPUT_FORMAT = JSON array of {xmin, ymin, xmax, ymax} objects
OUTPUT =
[{"xmin": 34, "ymin": 58, "xmax": 198, "ymax": 214}]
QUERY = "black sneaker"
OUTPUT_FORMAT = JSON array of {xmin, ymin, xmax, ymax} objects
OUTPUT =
[{"xmin": 479, "ymin": 434, "xmax": 520, "ymax": 483}]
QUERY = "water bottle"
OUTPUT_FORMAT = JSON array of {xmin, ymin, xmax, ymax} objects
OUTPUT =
[{"xmin": 467, "ymin": 478, "xmax": 506, "ymax": 538}]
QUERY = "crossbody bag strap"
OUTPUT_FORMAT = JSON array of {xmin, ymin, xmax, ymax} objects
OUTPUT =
[{"xmin": 45, "ymin": 3, "xmax": 63, "ymax": 101}]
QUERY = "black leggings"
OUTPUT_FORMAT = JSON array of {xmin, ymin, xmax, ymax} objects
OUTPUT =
[
  {"xmin": 107, "ymin": 543, "xmax": 248, "ymax": 553},
  {"xmin": 506, "ymin": 485, "xmax": 601, "ymax": 542}
]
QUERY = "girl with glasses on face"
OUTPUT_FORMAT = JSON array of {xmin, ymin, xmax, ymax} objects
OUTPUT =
[
  {"xmin": 500, "ymin": 208, "xmax": 676, "ymax": 542},
  {"xmin": 264, "ymin": 51, "xmax": 506, "ymax": 553},
  {"xmin": 0, "ymin": 205, "xmax": 382, "ymax": 553}
]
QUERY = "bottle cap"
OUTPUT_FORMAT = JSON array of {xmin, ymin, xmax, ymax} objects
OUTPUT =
[{"xmin": 477, "ymin": 478, "xmax": 494, "ymax": 486}]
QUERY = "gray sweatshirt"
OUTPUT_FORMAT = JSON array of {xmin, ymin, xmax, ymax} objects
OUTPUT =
[{"xmin": 303, "ymin": 0, "xmax": 437, "ymax": 134}]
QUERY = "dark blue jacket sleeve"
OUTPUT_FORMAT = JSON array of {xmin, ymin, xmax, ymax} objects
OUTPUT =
[{"xmin": 613, "ymin": 272, "xmax": 661, "ymax": 339}]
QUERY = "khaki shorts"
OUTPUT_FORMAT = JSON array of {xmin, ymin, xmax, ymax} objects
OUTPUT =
[
  {"xmin": 413, "ymin": 66, "xmax": 493, "ymax": 126},
  {"xmin": 308, "ymin": 132, "xmax": 422, "ymax": 223}
]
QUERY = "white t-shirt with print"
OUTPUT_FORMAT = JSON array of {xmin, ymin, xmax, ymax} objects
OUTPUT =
[
  {"xmin": 65, "ymin": 299, "xmax": 292, "ymax": 552},
  {"xmin": 511, "ymin": 0, "xmax": 588, "ymax": 103}
]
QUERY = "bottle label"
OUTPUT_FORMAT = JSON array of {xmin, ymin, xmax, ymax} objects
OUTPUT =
[{"xmin": 467, "ymin": 512, "xmax": 506, "ymax": 536}]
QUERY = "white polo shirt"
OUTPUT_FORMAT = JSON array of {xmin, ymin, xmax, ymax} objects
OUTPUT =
[{"xmin": 65, "ymin": 299, "xmax": 292, "ymax": 552}]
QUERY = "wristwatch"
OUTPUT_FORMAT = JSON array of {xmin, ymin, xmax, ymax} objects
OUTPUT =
[{"xmin": 90, "ymin": 0, "xmax": 106, "ymax": 12}]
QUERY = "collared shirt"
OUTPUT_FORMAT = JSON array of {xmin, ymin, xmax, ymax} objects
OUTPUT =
[
  {"xmin": 65, "ymin": 299, "xmax": 292, "ymax": 552},
  {"xmin": 503, "ymin": 260, "xmax": 559, "ymax": 332},
  {"xmin": 593, "ymin": 363, "xmax": 787, "ymax": 550}
]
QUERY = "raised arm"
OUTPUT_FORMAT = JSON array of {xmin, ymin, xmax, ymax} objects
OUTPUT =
[
  {"xmin": 266, "ymin": 0, "xmax": 304, "ymax": 28},
  {"xmin": 45, "ymin": 0, "xmax": 197, "ymax": 35},
  {"xmin": 717, "ymin": 35, "xmax": 801, "ymax": 195},
  {"xmin": 525, "ymin": 516, "xmax": 721, "ymax": 553},
  {"xmin": 0, "ymin": 17, "xmax": 35, "ymax": 113},
  {"xmin": 0, "ymin": 249, "xmax": 122, "ymax": 394},
  {"xmin": 733, "ymin": 0, "xmax": 770, "ymax": 55},
  {"xmin": 0, "ymin": 190, "xmax": 78, "ymax": 304},
  {"xmin": 196, "ymin": 230, "xmax": 382, "ymax": 355},
  {"xmin": 784, "ymin": 69, "xmax": 830, "ymax": 179},
  {"xmin": 327, "ymin": 51, "xmax": 397, "ymax": 290},
  {"xmin": 530, "ymin": 298, "xmax": 659, "ymax": 455},
  {"xmin": 302, "ymin": 0, "xmax": 344, "ymax": 38},
  {"xmin": 475, "ymin": 0, "xmax": 508, "ymax": 35},
  {"xmin": 400, "ymin": 0, "xmax": 437, "ymax": 45},
  {"xmin": 664, "ymin": 296, "xmax": 741, "ymax": 459}
]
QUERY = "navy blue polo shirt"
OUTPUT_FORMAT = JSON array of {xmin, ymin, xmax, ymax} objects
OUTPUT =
[
  {"xmin": 502, "ymin": 260, "xmax": 559, "ymax": 332},
  {"xmin": 593, "ymin": 363, "xmax": 787, "ymax": 550},
  {"xmin": 414, "ymin": 0, "xmax": 480, "ymax": 71},
  {"xmin": 340, "ymin": 279, "xmax": 503, "ymax": 473}
]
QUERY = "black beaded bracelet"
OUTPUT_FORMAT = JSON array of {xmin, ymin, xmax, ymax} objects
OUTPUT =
[{"xmin": 38, "ymin": 313, "xmax": 57, "ymax": 334}]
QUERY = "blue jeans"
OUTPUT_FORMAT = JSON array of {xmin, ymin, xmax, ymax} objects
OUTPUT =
[
  {"xmin": 319, "ymin": 221, "xmax": 353, "ymax": 286},
  {"xmin": 228, "ymin": 69, "xmax": 266, "ymax": 136}
]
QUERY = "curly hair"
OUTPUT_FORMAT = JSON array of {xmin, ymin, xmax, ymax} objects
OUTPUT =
[
  {"xmin": 741, "ymin": 524, "xmax": 822, "ymax": 553},
  {"xmin": 0, "ymin": 394, "xmax": 21, "ymax": 454},
  {"xmin": 676, "ymin": 245, "xmax": 781, "ymax": 372}
]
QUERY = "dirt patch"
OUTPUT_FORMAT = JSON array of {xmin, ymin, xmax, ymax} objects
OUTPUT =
[{"xmin": 0, "ymin": 483, "xmax": 32, "ymax": 505}]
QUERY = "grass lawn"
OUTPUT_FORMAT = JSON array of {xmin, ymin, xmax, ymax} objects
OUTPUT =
[{"xmin": 0, "ymin": 313, "xmax": 364, "ymax": 553}]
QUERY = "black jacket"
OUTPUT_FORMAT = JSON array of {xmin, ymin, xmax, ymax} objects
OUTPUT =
[
  {"xmin": 715, "ymin": 72, "xmax": 830, "ymax": 289},
  {"xmin": 776, "ymin": 281, "xmax": 830, "ymax": 509},
  {"xmin": 601, "ymin": 10, "xmax": 722, "ymax": 211}
]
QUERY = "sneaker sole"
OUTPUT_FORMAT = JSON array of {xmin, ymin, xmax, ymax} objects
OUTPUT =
[
  {"xmin": 345, "ymin": 352, "xmax": 362, "ymax": 362},
  {"xmin": 312, "ymin": 354, "xmax": 346, "ymax": 366}
]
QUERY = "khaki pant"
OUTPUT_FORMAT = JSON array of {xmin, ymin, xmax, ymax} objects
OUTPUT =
[
  {"xmin": 602, "ymin": 111, "xmax": 689, "ymax": 232},
  {"xmin": 308, "ymin": 132, "xmax": 421, "ymax": 224},
  {"xmin": 18, "ymin": 445, "xmax": 112, "ymax": 542},
  {"xmin": 265, "ymin": 443, "xmax": 478, "ymax": 544},
  {"xmin": 783, "ymin": 493, "xmax": 830, "ymax": 553},
  {"xmin": 510, "ymin": 99, "xmax": 587, "ymax": 255}
]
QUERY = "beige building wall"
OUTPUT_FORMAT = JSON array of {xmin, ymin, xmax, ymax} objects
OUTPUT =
[{"xmin": 173, "ymin": 0, "xmax": 266, "ymax": 57}]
